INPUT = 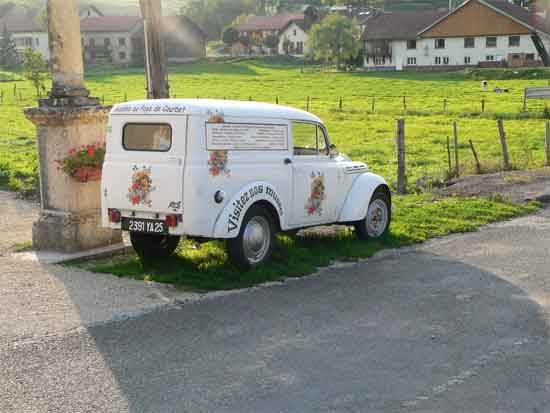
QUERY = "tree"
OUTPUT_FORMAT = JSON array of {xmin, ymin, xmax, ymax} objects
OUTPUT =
[
  {"xmin": 23, "ymin": 48, "xmax": 49, "ymax": 97},
  {"xmin": 0, "ymin": 25, "xmax": 17, "ymax": 69},
  {"xmin": 263, "ymin": 34, "xmax": 279, "ymax": 54},
  {"xmin": 222, "ymin": 27, "xmax": 240, "ymax": 45},
  {"xmin": 308, "ymin": 14, "xmax": 361, "ymax": 68}
]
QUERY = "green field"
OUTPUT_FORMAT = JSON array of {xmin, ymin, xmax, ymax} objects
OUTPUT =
[{"xmin": 2, "ymin": 60, "xmax": 550, "ymax": 193}]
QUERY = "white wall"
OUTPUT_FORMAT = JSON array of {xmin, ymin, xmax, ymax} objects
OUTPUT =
[
  {"xmin": 13, "ymin": 32, "xmax": 50, "ymax": 61},
  {"xmin": 278, "ymin": 23, "xmax": 309, "ymax": 56},
  {"xmin": 365, "ymin": 34, "xmax": 546, "ymax": 70}
]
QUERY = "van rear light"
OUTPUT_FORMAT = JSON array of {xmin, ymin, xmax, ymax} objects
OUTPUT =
[
  {"xmin": 108, "ymin": 209, "xmax": 121, "ymax": 223},
  {"xmin": 165, "ymin": 214, "xmax": 181, "ymax": 228}
]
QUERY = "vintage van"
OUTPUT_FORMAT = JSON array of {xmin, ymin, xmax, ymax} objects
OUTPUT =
[{"xmin": 102, "ymin": 99, "xmax": 391, "ymax": 268}]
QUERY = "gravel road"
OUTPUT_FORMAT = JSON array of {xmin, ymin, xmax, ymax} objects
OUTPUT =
[{"xmin": 1, "ymin": 188, "xmax": 550, "ymax": 412}]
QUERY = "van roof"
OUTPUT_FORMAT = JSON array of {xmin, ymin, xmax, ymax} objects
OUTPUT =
[{"xmin": 111, "ymin": 99, "xmax": 323, "ymax": 123}]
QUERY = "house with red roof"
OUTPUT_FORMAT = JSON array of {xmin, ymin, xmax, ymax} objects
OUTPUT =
[
  {"xmin": 233, "ymin": 6, "xmax": 322, "ymax": 56},
  {"xmin": 362, "ymin": 0, "xmax": 550, "ymax": 71}
]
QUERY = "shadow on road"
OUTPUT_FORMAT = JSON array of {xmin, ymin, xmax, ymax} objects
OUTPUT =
[{"xmin": 78, "ymin": 251, "xmax": 550, "ymax": 412}]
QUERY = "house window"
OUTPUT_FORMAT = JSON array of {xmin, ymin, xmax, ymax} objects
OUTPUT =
[
  {"xmin": 464, "ymin": 37, "xmax": 475, "ymax": 48},
  {"xmin": 407, "ymin": 40, "xmax": 417, "ymax": 50},
  {"xmin": 464, "ymin": 56, "xmax": 471, "ymax": 64},
  {"xmin": 486, "ymin": 37, "xmax": 497, "ymax": 47},
  {"xmin": 435, "ymin": 56, "xmax": 442, "ymax": 64},
  {"xmin": 24, "ymin": 37, "xmax": 32, "ymax": 47},
  {"xmin": 119, "ymin": 52, "xmax": 127, "ymax": 60},
  {"xmin": 119, "ymin": 38, "xmax": 126, "ymax": 47},
  {"xmin": 293, "ymin": 29, "xmax": 297, "ymax": 36},
  {"xmin": 407, "ymin": 57, "xmax": 417, "ymax": 65},
  {"xmin": 486, "ymin": 55, "xmax": 495, "ymax": 61},
  {"xmin": 526, "ymin": 53, "xmax": 535, "ymax": 60},
  {"xmin": 443, "ymin": 56, "xmax": 449, "ymax": 65},
  {"xmin": 104, "ymin": 38, "xmax": 111, "ymax": 47},
  {"xmin": 374, "ymin": 57, "xmax": 385, "ymax": 65},
  {"xmin": 89, "ymin": 38, "xmax": 95, "ymax": 47},
  {"xmin": 35, "ymin": 38, "xmax": 39, "ymax": 46},
  {"xmin": 509, "ymin": 36, "xmax": 520, "ymax": 47},
  {"xmin": 435, "ymin": 38, "xmax": 445, "ymax": 49},
  {"xmin": 296, "ymin": 41, "xmax": 304, "ymax": 54}
]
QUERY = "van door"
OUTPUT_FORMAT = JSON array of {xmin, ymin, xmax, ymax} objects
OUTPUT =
[
  {"xmin": 102, "ymin": 116, "xmax": 186, "ymax": 215},
  {"xmin": 290, "ymin": 122, "xmax": 340, "ymax": 226}
]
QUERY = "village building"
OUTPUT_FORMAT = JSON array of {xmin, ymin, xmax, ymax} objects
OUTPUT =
[
  {"xmin": 80, "ymin": 15, "xmax": 207, "ymax": 66},
  {"xmin": 0, "ymin": 16, "xmax": 50, "ymax": 63},
  {"xmin": 233, "ymin": 6, "xmax": 321, "ymax": 56},
  {"xmin": 362, "ymin": 0, "xmax": 550, "ymax": 70}
]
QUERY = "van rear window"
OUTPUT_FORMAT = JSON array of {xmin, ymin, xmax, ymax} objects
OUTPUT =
[{"xmin": 123, "ymin": 124, "xmax": 172, "ymax": 152}]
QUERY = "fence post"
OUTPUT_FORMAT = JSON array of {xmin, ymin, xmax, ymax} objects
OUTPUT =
[
  {"xmin": 497, "ymin": 119, "xmax": 511, "ymax": 170},
  {"xmin": 13, "ymin": 83, "xmax": 16, "ymax": 97},
  {"xmin": 306, "ymin": 96, "xmax": 310, "ymax": 112},
  {"xmin": 0, "ymin": 91, "xmax": 3, "ymax": 104},
  {"xmin": 454, "ymin": 121, "xmax": 460, "ymax": 178},
  {"xmin": 481, "ymin": 99, "xmax": 485, "ymax": 113},
  {"xmin": 403, "ymin": 96, "xmax": 407, "ymax": 111},
  {"xmin": 546, "ymin": 121, "xmax": 550, "ymax": 167},
  {"xmin": 469, "ymin": 139, "xmax": 482, "ymax": 174},
  {"xmin": 397, "ymin": 119, "xmax": 407, "ymax": 194},
  {"xmin": 523, "ymin": 90, "xmax": 527, "ymax": 112},
  {"xmin": 276, "ymin": 96, "xmax": 279, "ymax": 104},
  {"xmin": 249, "ymin": 96, "xmax": 252, "ymax": 101},
  {"xmin": 339, "ymin": 97, "xmax": 343, "ymax": 110},
  {"xmin": 446, "ymin": 135, "xmax": 452, "ymax": 176},
  {"xmin": 124, "ymin": 92, "xmax": 128, "ymax": 102},
  {"xmin": 371, "ymin": 97, "xmax": 376, "ymax": 113},
  {"xmin": 443, "ymin": 98, "xmax": 447, "ymax": 112}
]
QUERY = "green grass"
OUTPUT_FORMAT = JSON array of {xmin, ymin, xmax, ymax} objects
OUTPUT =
[
  {"xmin": 3, "ymin": 60, "xmax": 550, "ymax": 194},
  {"xmin": 76, "ymin": 196, "xmax": 540, "ymax": 291}
]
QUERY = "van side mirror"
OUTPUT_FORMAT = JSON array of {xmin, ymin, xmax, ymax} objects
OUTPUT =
[{"xmin": 329, "ymin": 144, "xmax": 339, "ymax": 157}]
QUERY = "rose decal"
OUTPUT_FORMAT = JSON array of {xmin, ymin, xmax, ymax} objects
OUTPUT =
[
  {"xmin": 208, "ymin": 150, "xmax": 231, "ymax": 177},
  {"xmin": 127, "ymin": 166, "xmax": 155, "ymax": 208},
  {"xmin": 305, "ymin": 172, "xmax": 326, "ymax": 216}
]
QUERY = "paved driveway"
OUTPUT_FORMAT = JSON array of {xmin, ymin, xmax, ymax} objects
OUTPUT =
[{"xmin": 1, "ymin": 202, "xmax": 550, "ymax": 412}]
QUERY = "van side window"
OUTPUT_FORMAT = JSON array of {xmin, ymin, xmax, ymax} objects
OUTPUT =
[
  {"xmin": 293, "ymin": 122, "xmax": 328, "ymax": 156},
  {"xmin": 123, "ymin": 124, "xmax": 172, "ymax": 152}
]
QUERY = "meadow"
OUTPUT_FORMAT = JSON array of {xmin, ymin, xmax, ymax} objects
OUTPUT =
[{"xmin": 2, "ymin": 60, "xmax": 550, "ymax": 194}]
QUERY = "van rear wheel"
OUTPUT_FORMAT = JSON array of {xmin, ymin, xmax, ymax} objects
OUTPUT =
[
  {"xmin": 130, "ymin": 232, "xmax": 181, "ymax": 261},
  {"xmin": 227, "ymin": 205, "xmax": 275, "ymax": 269}
]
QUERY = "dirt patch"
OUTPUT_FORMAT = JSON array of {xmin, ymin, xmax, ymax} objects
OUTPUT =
[
  {"xmin": 436, "ymin": 169, "xmax": 550, "ymax": 204},
  {"xmin": 0, "ymin": 191, "xmax": 39, "ymax": 255}
]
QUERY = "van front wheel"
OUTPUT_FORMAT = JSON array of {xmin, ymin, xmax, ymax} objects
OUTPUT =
[
  {"xmin": 130, "ymin": 232, "xmax": 181, "ymax": 261},
  {"xmin": 227, "ymin": 205, "xmax": 275, "ymax": 269}
]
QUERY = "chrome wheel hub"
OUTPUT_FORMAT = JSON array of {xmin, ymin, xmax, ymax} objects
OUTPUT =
[
  {"xmin": 243, "ymin": 216, "xmax": 271, "ymax": 264},
  {"xmin": 366, "ymin": 199, "xmax": 388, "ymax": 238}
]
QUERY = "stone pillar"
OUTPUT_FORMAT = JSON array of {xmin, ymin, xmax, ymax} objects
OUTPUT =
[{"xmin": 24, "ymin": 0, "xmax": 121, "ymax": 252}]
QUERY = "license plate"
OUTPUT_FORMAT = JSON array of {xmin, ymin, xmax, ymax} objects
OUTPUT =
[{"xmin": 122, "ymin": 218, "xmax": 167, "ymax": 234}]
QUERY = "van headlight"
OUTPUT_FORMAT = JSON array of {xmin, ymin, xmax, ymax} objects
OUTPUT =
[{"xmin": 214, "ymin": 190, "xmax": 225, "ymax": 204}]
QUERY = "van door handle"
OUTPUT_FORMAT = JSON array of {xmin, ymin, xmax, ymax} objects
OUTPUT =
[{"xmin": 284, "ymin": 158, "xmax": 292, "ymax": 165}]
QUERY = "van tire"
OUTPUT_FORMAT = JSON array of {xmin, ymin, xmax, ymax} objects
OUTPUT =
[
  {"xmin": 130, "ymin": 232, "xmax": 181, "ymax": 261},
  {"xmin": 227, "ymin": 205, "xmax": 276, "ymax": 269},
  {"xmin": 355, "ymin": 189, "xmax": 391, "ymax": 241}
]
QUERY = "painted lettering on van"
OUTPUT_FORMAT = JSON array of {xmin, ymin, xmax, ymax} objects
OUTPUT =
[{"xmin": 227, "ymin": 185, "xmax": 283, "ymax": 233}]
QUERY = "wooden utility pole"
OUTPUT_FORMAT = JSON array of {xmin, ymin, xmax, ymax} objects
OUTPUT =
[
  {"xmin": 546, "ymin": 121, "xmax": 550, "ymax": 167},
  {"xmin": 140, "ymin": 0, "xmax": 169, "ymax": 99},
  {"xmin": 453, "ymin": 121, "xmax": 460, "ymax": 177}
]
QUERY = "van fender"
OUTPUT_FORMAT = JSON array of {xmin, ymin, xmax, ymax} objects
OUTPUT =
[
  {"xmin": 212, "ymin": 182, "xmax": 286, "ymax": 238},
  {"xmin": 338, "ymin": 173, "xmax": 391, "ymax": 223}
]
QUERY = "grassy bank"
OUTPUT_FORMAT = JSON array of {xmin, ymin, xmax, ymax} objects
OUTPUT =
[
  {"xmin": 75, "ymin": 196, "xmax": 540, "ymax": 292},
  {"xmin": 2, "ymin": 61, "xmax": 550, "ymax": 193}
]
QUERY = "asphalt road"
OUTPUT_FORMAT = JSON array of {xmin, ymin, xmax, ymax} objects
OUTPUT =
[{"xmin": 2, "ymin": 208, "xmax": 550, "ymax": 412}]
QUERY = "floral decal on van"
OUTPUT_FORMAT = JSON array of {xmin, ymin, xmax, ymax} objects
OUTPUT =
[
  {"xmin": 208, "ymin": 150, "xmax": 231, "ymax": 177},
  {"xmin": 127, "ymin": 166, "xmax": 155, "ymax": 208},
  {"xmin": 305, "ymin": 172, "xmax": 326, "ymax": 216}
]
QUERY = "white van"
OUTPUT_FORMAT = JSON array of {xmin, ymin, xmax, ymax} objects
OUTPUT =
[{"xmin": 102, "ymin": 99, "xmax": 391, "ymax": 268}]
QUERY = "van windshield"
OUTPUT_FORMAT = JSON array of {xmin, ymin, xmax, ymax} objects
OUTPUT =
[{"xmin": 123, "ymin": 123, "xmax": 172, "ymax": 152}]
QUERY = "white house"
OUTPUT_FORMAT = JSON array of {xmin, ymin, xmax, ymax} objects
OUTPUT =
[
  {"xmin": 0, "ymin": 16, "xmax": 50, "ymax": 62},
  {"xmin": 363, "ymin": 0, "xmax": 550, "ymax": 71},
  {"xmin": 278, "ymin": 21, "xmax": 309, "ymax": 55}
]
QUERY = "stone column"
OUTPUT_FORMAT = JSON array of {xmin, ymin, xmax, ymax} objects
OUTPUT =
[{"xmin": 24, "ymin": 0, "xmax": 121, "ymax": 252}]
